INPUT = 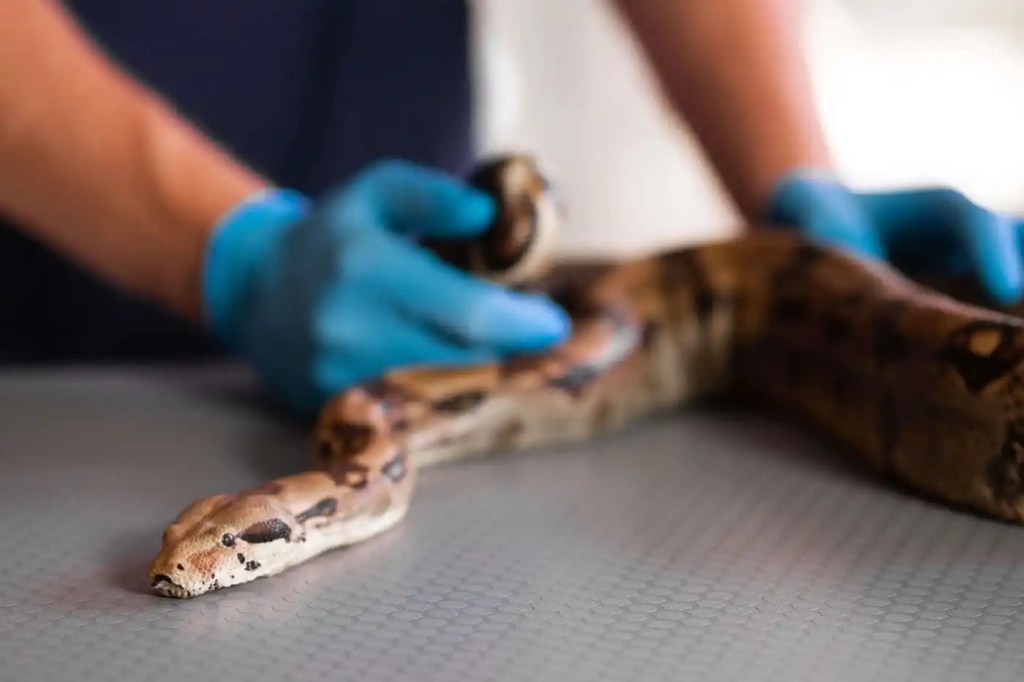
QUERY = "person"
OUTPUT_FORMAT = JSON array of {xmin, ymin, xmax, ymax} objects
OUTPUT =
[{"xmin": 0, "ymin": 0, "xmax": 1019, "ymax": 416}]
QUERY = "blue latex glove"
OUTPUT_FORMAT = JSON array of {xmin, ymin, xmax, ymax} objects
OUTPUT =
[
  {"xmin": 765, "ymin": 170, "xmax": 1024, "ymax": 305},
  {"xmin": 202, "ymin": 160, "xmax": 571, "ymax": 415}
]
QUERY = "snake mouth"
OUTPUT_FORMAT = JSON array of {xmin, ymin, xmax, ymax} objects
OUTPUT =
[{"xmin": 150, "ymin": 573, "xmax": 192, "ymax": 599}]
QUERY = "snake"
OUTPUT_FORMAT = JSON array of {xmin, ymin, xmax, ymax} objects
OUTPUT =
[{"xmin": 149, "ymin": 153, "xmax": 1024, "ymax": 599}]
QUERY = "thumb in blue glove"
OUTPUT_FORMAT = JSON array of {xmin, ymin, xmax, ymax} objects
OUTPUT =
[
  {"xmin": 766, "ymin": 170, "xmax": 1024, "ymax": 305},
  {"xmin": 203, "ymin": 160, "xmax": 571, "ymax": 415}
]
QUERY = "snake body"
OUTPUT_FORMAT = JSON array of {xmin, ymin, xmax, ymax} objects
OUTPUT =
[{"xmin": 150, "ymin": 154, "xmax": 1024, "ymax": 598}]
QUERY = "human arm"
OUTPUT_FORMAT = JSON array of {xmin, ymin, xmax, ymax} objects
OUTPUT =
[
  {"xmin": 0, "ymin": 0, "xmax": 267, "ymax": 320},
  {"xmin": 0, "ymin": 0, "xmax": 568, "ymax": 414},
  {"xmin": 613, "ymin": 0, "xmax": 831, "ymax": 220}
]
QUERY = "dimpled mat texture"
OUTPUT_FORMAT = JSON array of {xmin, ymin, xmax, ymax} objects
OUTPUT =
[{"xmin": 2, "ymin": 366, "xmax": 1024, "ymax": 682}]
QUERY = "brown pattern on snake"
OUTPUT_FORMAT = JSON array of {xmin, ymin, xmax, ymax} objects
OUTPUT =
[
  {"xmin": 295, "ymin": 498, "xmax": 339, "ymax": 523},
  {"xmin": 941, "ymin": 321, "xmax": 1024, "ymax": 393},
  {"xmin": 148, "ymin": 153, "xmax": 1024, "ymax": 599}
]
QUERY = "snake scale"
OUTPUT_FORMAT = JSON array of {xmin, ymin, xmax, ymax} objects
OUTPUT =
[{"xmin": 150, "ymin": 153, "xmax": 1024, "ymax": 599}]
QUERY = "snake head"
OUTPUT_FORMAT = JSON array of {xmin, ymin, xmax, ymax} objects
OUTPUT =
[{"xmin": 149, "ymin": 494, "xmax": 305, "ymax": 598}]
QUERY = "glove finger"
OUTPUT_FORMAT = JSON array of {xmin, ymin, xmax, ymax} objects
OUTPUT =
[
  {"xmin": 855, "ymin": 189, "xmax": 980, "ymax": 280},
  {"xmin": 332, "ymin": 159, "xmax": 496, "ymax": 239},
  {"xmin": 316, "ymin": 290, "xmax": 495, "ymax": 358},
  {"xmin": 961, "ymin": 207, "xmax": 1024, "ymax": 305},
  {"xmin": 313, "ymin": 317, "xmax": 499, "ymax": 396},
  {"xmin": 859, "ymin": 189, "xmax": 965, "ymax": 255},
  {"xmin": 365, "ymin": 234, "xmax": 570, "ymax": 353}
]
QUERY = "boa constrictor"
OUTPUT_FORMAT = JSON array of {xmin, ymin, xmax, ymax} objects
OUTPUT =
[{"xmin": 150, "ymin": 154, "xmax": 1024, "ymax": 599}]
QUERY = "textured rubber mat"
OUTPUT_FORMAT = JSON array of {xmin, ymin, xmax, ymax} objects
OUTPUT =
[{"xmin": 2, "ymin": 366, "xmax": 1024, "ymax": 682}]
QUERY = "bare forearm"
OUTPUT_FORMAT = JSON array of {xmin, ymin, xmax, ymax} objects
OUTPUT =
[
  {"xmin": 615, "ymin": 0, "xmax": 832, "ymax": 220},
  {"xmin": 0, "ymin": 0, "xmax": 268, "ymax": 320}
]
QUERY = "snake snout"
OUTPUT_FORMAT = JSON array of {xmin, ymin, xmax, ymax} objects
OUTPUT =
[{"xmin": 150, "ymin": 573, "xmax": 191, "ymax": 599}]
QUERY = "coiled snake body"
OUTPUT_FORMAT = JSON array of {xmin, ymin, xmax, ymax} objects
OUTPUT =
[{"xmin": 151, "ymin": 154, "xmax": 1024, "ymax": 598}]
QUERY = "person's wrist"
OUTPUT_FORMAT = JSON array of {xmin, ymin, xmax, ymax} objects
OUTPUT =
[
  {"xmin": 761, "ymin": 168, "xmax": 887, "ymax": 260},
  {"xmin": 762, "ymin": 166, "xmax": 843, "ymax": 227},
  {"xmin": 201, "ymin": 188, "xmax": 311, "ymax": 349}
]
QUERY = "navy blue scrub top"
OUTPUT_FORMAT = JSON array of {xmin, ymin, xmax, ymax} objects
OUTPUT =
[{"xmin": 0, "ymin": 0, "xmax": 475, "ymax": 362}]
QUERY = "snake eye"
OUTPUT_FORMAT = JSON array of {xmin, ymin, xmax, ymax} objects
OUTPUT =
[{"xmin": 221, "ymin": 533, "xmax": 236, "ymax": 547}]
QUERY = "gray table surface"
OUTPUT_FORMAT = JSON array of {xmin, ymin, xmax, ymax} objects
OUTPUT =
[{"xmin": 1, "ymin": 365, "xmax": 1024, "ymax": 682}]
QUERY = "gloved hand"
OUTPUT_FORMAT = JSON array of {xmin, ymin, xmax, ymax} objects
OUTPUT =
[
  {"xmin": 202, "ymin": 160, "xmax": 571, "ymax": 416},
  {"xmin": 765, "ymin": 170, "xmax": 1023, "ymax": 305}
]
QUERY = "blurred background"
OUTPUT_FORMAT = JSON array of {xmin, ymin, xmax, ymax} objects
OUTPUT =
[{"xmin": 471, "ymin": 0, "xmax": 1024, "ymax": 259}]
